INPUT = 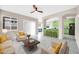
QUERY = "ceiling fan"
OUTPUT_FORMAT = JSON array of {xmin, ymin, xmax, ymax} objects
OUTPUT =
[{"xmin": 30, "ymin": 5, "xmax": 43, "ymax": 13}]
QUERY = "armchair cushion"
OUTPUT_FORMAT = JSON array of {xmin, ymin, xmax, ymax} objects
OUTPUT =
[
  {"xmin": 0, "ymin": 34, "xmax": 8, "ymax": 43},
  {"xmin": 0, "ymin": 40, "xmax": 13, "ymax": 48},
  {"xmin": 19, "ymin": 36, "xmax": 26, "ymax": 39},
  {"xmin": 0, "ymin": 46, "xmax": 15, "ymax": 54},
  {"xmin": 59, "ymin": 41, "xmax": 68, "ymax": 54},
  {"xmin": 3, "ymin": 46, "xmax": 15, "ymax": 54},
  {"xmin": 16, "ymin": 31, "xmax": 26, "ymax": 41},
  {"xmin": 0, "ymin": 46, "xmax": 4, "ymax": 54},
  {"xmin": 19, "ymin": 32, "xmax": 25, "ymax": 36},
  {"xmin": 51, "ymin": 42, "xmax": 62, "ymax": 54},
  {"xmin": 0, "ymin": 40, "xmax": 15, "ymax": 54}
]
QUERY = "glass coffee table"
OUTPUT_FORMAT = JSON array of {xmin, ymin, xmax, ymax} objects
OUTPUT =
[{"xmin": 23, "ymin": 38, "xmax": 40, "ymax": 51}]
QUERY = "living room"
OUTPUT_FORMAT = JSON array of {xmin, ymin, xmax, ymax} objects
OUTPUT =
[{"xmin": 0, "ymin": 5, "xmax": 79, "ymax": 54}]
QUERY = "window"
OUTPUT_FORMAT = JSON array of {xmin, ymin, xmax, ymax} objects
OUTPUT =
[{"xmin": 3, "ymin": 17, "xmax": 18, "ymax": 31}]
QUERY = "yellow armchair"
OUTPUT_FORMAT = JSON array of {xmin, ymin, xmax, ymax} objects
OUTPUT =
[{"xmin": 17, "ymin": 31, "xmax": 26, "ymax": 41}]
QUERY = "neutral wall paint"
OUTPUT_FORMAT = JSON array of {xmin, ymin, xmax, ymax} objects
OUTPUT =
[
  {"xmin": 23, "ymin": 20, "xmax": 36, "ymax": 35},
  {"xmin": 0, "ymin": 9, "xmax": 37, "ymax": 37},
  {"xmin": 75, "ymin": 6, "xmax": 79, "ymax": 49},
  {"xmin": 75, "ymin": 15, "xmax": 79, "ymax": 49}
]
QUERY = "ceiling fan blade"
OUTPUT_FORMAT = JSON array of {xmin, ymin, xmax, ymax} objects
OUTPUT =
[
  {"xmin": 33, "ymin": 5, "xmax": 37, "ymax": 10},
  {"xmin": 37, "ymin": 10, "xmax": 43, "ymax": 13},
  {"xmin": 33, "ymin": 5, "xmax": 36, "ymax": 8},
  {"xmin": 30, "ymin": 11, "xmax": 35, "ymax": 13}
]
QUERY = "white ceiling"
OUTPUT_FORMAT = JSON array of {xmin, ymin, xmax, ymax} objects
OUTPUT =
[
  {"xmin": 0, "ymin": 5, "xmax": 77, "ymax": 19},
  {"xmin": 46, "ymin": 17, "xmax": 59, "ymax": 22}
]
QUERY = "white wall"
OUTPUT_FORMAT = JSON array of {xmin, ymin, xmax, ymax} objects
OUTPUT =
[
  {"xmin": 75, "ymin": 15, "xmax": 79, "ymax": 49},
  {"xmin": 58, "ymin": 16, "xmax": 64, "ymax": 39},
  {"xmin": 23, "ymin": 20, "xmax": 36, "ymax": 35},
  {"xmin": 75, "ymin": 6, "xmax": 79, "ymax": 49}
]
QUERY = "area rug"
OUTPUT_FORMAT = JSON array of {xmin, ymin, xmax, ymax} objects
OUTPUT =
[{"xmin": 23, "ymin": 46, "xmax": 39, "ymax": 54}]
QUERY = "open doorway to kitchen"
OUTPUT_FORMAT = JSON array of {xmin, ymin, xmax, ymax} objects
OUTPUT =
[{"xmin": 64, "ymin": 17, "xmax": 75, "ymax": 39}]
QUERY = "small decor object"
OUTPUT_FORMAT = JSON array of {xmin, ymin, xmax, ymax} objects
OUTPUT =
[
  {"xmin": 29, "ymin": 40, "xmax": 34, "ymax": 43},
  {"xmin": 27, "ymin": 34, "xmax": 31, "ymax": 43},
  {"xmin": 27, "ymin": 34, "xmax": 31, "ymax": 40},
  {"xmin": 38, "ymin": 28, "xmax": 42, "ymax": 32},
  {"xmin": 2, "ymin": 29, "xmax": 8, "ymax": 34}
]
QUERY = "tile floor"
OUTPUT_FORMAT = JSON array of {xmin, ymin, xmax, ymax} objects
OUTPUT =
[
  {"xmin": 11, "ymin": 33, "xmax": 79, "ymax": 54},
  {"xmin": 39, "ymin": 36, "xmax": 79, "ymax": 54}
]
